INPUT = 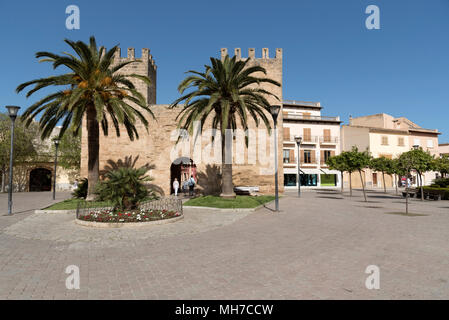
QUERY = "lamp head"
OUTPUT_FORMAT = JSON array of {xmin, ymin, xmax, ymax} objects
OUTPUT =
[
  {"xmin": 54, "ymin": 139, "xmax": 60, "ymax": 147},
  {"xmin": 6, "ymin": 106, "xmax": 20, "ymax": 119},
  {"xmin": 294, "ymin": 135, "xmax": 302, "ymax": 145},
  {"xmin": 269, "ymin": 105, "xmax": 281, "ymax": 122}
]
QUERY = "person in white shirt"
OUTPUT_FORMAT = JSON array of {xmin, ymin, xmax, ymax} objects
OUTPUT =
[{"xmin": 173, "ymin": 178, "xmax": 179, "ymax": 196}]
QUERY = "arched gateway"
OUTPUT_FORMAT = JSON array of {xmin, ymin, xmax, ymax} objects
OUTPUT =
[
  {"xmin": 29, "ymin": 168, "xmax": 52, "ymax": 192},
  {"xmin": 170, "ymin": 157, "xmax": 196, "ymax": 194}
]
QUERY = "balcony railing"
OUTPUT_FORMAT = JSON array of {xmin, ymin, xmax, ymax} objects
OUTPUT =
[
  {"xmin": 283, "ymin": 135, "xmax": 319, "ymax": 143},
  {"xmin": 319, "ymin": 136, "xmax": 339, "ymax": 144},
  {"xmin": 283, "ymin": 113, "xmax": 340, "ymax": 122}
]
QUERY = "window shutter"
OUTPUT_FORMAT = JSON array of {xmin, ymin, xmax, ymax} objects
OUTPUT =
[
  {"xmin": 323, "ymin": 129, "xmax": 331, "ymax": 142},
  {"xmin": 303, "ymin": 128, "xmax": 311, "ymax": 141},
  {"xmin": 311, "ymin": 151, "xmax": 316, "ymax": 163},
  {"xmin": 283, "ymin": 127, "xmax": 290, "ymax": 141},
  {"xmin": 331, "ymin": 151, "xmax": 335, "ymax": 157},
  {"xmin": 289, "ymin": 150, "xmax": 295, "ymax": 163},
  {"xmin": 320, "ymin": 150, "xmax": 324, "ymax": 164},
  {"xmin": 303, "ymin": 112, "xmax": 311, "ymax": 119}
]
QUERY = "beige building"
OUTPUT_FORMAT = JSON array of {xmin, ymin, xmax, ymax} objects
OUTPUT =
[
  {"xmin": 282, "ymin": 100, "xmax": 341, "ymax": 188},
  {"xmin": 81, "ymin": 47, "xmax": 285, "ymax": 195},
  {"xmin": 438, "ymin": 143, "xmax": 449, "ymax": 157},
  {"xmin": 341, "ymin": 113, "xmax": 441, "ymax": 188}
]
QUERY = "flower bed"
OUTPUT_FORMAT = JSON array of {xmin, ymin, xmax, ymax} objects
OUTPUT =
[{"xmin": 78, "ymin": 208, "xmax": 181, "ymax": 223}]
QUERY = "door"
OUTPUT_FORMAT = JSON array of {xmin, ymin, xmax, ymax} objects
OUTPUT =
[{"xmin": 373, "ymin": 173, "xmax": 378, "ymax": 186}]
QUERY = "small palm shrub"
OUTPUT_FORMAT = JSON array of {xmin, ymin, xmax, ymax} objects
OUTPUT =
[
  {"xmin": 72, "ymin": 178, "xmax": 88, "ymax": 199},
  {"xmin": 95, "ymin": 167, "xmax": 153, "ymax": 210}
]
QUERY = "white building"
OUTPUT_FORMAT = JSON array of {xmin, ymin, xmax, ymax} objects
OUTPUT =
[{"xmin": 282, "ymin": 100, "xmax": 342, "ymax": 189}]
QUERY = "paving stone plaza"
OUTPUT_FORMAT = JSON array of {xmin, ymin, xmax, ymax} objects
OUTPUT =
[{"xmin": 0, "ymin": 190, "xmax": 448, "ymax": 299}]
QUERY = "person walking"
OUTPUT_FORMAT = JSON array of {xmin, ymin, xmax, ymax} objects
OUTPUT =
[
  {"xmin": 173, "ymin": 178, "xmax": 179, "ymax": 196},
  {"xmin": 188, "ymin": 175, "xmax": 196, "ymax": 196}
]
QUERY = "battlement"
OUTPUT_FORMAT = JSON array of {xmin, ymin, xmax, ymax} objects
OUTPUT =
[
  {"xmin": 114, "ymin": 47, "xmax": 157, "ymax": 69},
  {"xmin": 220, "ymin": 48, "xmax": 282, "ymax": 60}
]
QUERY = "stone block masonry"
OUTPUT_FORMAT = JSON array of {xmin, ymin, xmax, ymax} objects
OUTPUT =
[{"xmin": 80, "ymin": 47, "xmax": 284, "ymax": 196}]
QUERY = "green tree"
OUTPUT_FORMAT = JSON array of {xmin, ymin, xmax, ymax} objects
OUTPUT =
[
  {"xmin": 16, "ymin": 36, "xmax": 154, "ymax": 200},
  {"xmin": 369, "ymin": 156, "xmax": 395, "ymax": 193},
  {"xmin": 433, "ymin": 155, "xmax": 449, "ymax": 178},
  {"xmin": 170, "ymin": 55, "xmax": 280, "ymax": 198},
  {"xmin": 398, "ymin": 148, "xmax": 433, "ymax": 201},
  {"xmin": 51, "ymin": 133, "xmax": 81, "ymax": 171},
  {"xmin": 326, "ymin": 154, "xmax": 348, "ymax": 193},
  {"xmin": 342, "ymin": 147, "xmax": 372, "ymax": 201},
  {"xmin": 0, "ymin": 114, "xmax": 39, "ymax": 192}
]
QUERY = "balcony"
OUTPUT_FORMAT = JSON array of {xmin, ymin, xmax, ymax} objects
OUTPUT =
[
  {"xmin": 283, "ymin": 135, "xmax": 319, "ymax": 144},
  {"xmin": 319, "ymin": 136, "xmax": 339, "ymax": 144},
  {"xmin": 283, "ymin": 113, "xmax": 340, "ymax": 122}
]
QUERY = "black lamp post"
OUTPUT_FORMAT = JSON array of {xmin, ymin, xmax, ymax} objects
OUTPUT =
[
  {"xmin": 52, "ymin": 138, "xmax": 60, "ymax": 200},
  {"xmin": 6, "ymin": 106, "xmax": 20, "ymax": 215},
  {"xmin": 270, "ymin": 105, "xmax": 281, "ymax": 212},
  {"xmin": 294, "ymin": 135, "xmax": 302, "ymax": 197}
]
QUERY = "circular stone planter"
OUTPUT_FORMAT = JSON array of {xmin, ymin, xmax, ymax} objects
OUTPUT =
[{"xmin": 75, "ymin": 214, "xmax": 184, "ymax": 228}]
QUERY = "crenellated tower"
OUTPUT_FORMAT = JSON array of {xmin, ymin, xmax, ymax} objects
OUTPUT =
[{"xmin": 113, "ymin": 47, "xmax": 157, "ymax": 105}]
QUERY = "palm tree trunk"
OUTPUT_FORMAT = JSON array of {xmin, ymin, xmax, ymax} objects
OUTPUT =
[
  {"xmin": 359, "ymin": 169, "xmax": 367, "ymax": 202},
  {"xmin": 220, "ymin": 130, "xmax": 235, "ymax": 199},
  {"xmin": 86, "ymin": 107, "xmax": 100, "ymax": 201},
  {"xmin": 382, "ymin": 172, "xmax": 386, "ymax": 193}
]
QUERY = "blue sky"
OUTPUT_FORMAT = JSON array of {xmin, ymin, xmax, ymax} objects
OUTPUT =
[{"xmin": 1, "ymin": 0, "xmax": 448, "ymax": 141}]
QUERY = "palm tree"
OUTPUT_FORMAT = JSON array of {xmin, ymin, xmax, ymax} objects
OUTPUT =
[
  {"xmin": 170, "ymin": 55, "xmax": 280, "ymax": 198},
  {"xmin": 16, "ymin": 36, "xmax": 154, "ymax": 200}
]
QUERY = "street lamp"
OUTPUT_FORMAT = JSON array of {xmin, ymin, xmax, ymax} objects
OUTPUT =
[
  {"xmin": 270, "ymin": 105, "xmax": 281, "ymax": 212},
  {"xmin": 294, "ymin": 135, "xmax": 302, "ymax": 197},
  {"xmin": 6, "ymin": 106, "xmax": 20, "ymax": 215},
  {"xmin": 52, "ymin": 138, "xmax": 60, "ymax": 200}
]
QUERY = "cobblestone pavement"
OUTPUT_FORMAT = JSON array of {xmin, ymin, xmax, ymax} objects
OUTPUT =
[{"xmin": 1, "ymin": 189, "xmax": 448, "ymax": 299}]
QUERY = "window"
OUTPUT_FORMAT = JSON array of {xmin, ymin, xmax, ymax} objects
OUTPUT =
[
  {"xmin": 398, "ymin": 137, "xmax": 405, "ymax": 146},
  {"xmin": 323, "ymin": 150, "xmax": 331, "ymax": 162},
  {"xmin": 303, "ymin": 112, "xmax": 311, "ymax": 119},
  {"xmin": 300, "ymin": 174, "xmax": 318, "ymax": 186},
  {"xmin": 414, "ymin": 138, "xmax": 420, "ymax": 146},
  {"xmin": 320, "ymin": 174, "xmax": 337, "ymax": 186},
  {"xmin": 427, "ymin": 140, "xmax": 434, "ymax": 148},
  {"xmin": 303, "ymin": 150, "xmax": 311, "ymax": 163},
  {"xmin": 283, "ymin": 150, "xmax": 290, "ymax": 163},
  {"xmin": 284, "ymin": 174, "xmax": 297, "ymax": 187},
  {"xmin": 381, "ymin": 136, "xmax": 389, "ymax": 145}
]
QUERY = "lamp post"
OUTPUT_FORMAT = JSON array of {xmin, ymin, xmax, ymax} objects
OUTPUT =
[
  {"xmin": 270, "ymin": 105, "xmax": 281, "ymax": 212},
  {"xmin": 52, "ymin": 138, "xmax": 60, "ymax": 200},
  {"xmin": 6, "ymin": 106, "xmax": 20, "ymax": 215},
  {"xmin": 294, "ymin": 135, "xmax": 302, "ymax": 197}
]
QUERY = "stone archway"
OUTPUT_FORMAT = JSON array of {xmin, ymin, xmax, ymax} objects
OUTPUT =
[
  {"xmin": 170, "ymin": 157, "xmax": 196, "ymax": 194},
  {"xmin": 29, "ymin": 168, "xmax": 52, "ymax": 192}
]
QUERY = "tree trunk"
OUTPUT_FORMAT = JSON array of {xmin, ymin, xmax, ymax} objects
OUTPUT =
[
  {"xmin": 1, "ymin": 166, "xmax": 5, "ymax": 193},
  {"xmin": 394, "ymin": 174, "xmax": 398, "ymax": 195},
  {"xmin": 382, "ymin": 172, "xmax": 386, "ymax": 193},
  {"xmin": 86, "ymin": 107, "xmax": 100, "ymax": 201},
  {"xmin": 349, "ymin": 172, "xmax": 352, "ymax": 197},
  {"xmin": 220, "ymin": 129, "xmax": 235, "ymax": 199},
  {"xmin": 340, "ymin": 171, "xmax": 344, "ymax": 193},
  {"xmin": 419, "ymin": 172, "xmax": 424, "ymax": 201},
  {"xmin": 359, "ymin": 169, "xmax": 367, "ymax": 202},
  {"xmin": 405, "ymin": 189, "xmax": 409, "ymax": 215}
]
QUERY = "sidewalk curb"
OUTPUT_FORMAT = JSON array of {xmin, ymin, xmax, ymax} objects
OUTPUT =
[{"xmin": 184, "ymin": 199, "xmax": 275, "ymax": 212}]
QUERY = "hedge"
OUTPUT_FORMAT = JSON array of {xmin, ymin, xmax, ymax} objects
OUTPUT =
[{"xmin": 421, "ymin": 187, "xmax": 449, "ymax": 200}]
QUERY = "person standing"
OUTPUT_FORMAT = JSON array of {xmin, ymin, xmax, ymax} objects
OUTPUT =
[
  {"xmin": 188, "ymin": 175, "xmax": 196, "ymax": 196},
  {"xmin": 173, "ymin": 178, "xmax": 179, "ymax": 196}
]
